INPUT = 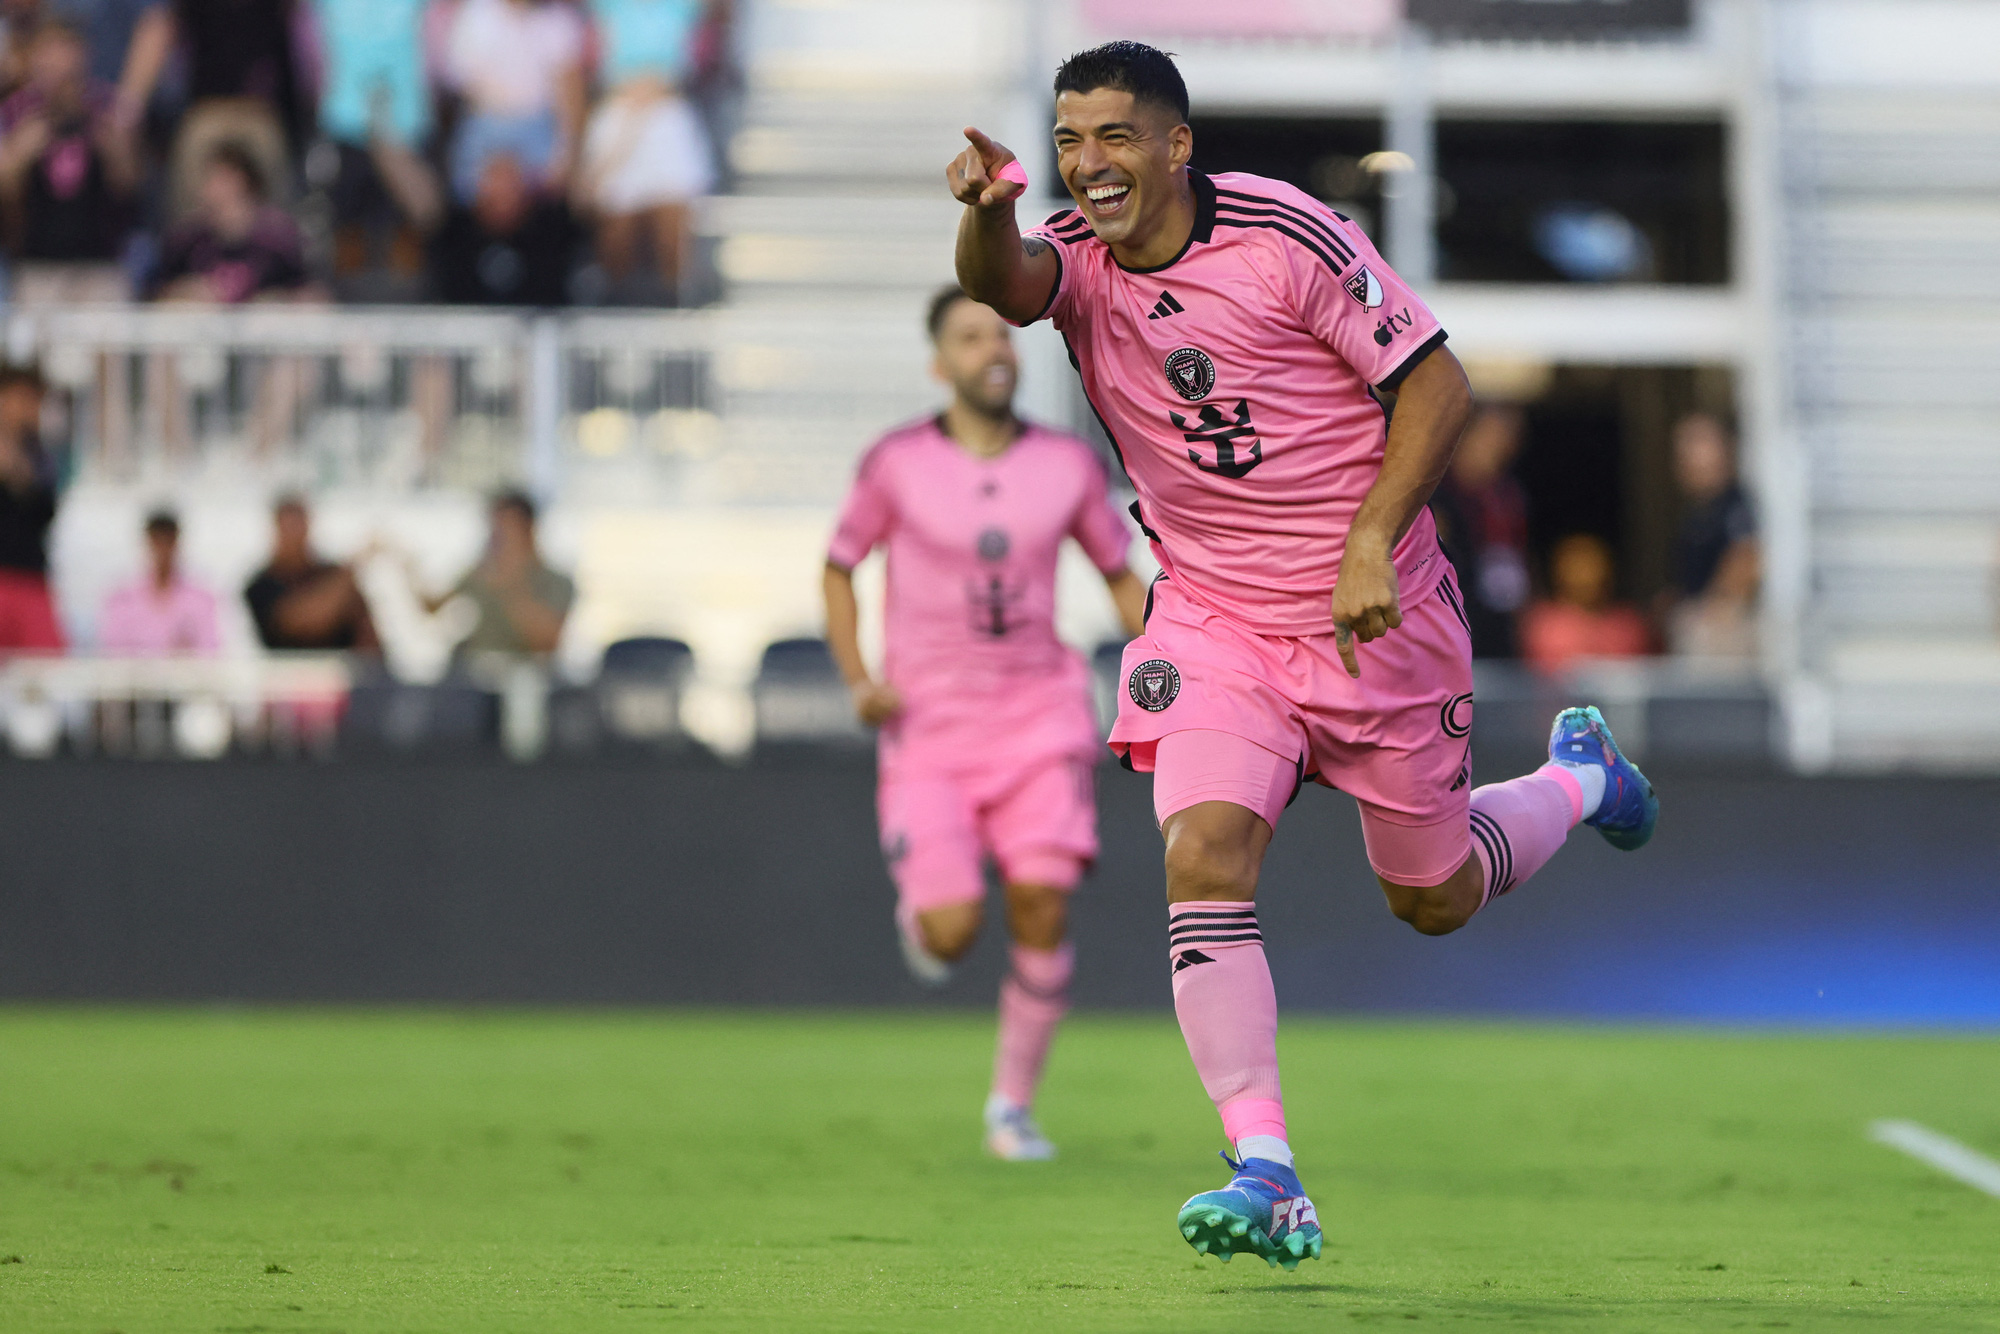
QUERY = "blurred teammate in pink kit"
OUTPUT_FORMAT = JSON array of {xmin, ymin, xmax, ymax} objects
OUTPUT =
[
  {"xmin": 949, "ymin": 42, "xmax": 1658, "ymax": 1263},
  {"xmin": 822, "ymin": 286, "xmax": 1148, "ymax": 1160}
]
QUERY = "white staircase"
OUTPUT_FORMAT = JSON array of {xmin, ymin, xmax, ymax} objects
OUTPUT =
[{"xmin": 1778, "ymin": 81, "xmax": 2000, "ymax": 768}]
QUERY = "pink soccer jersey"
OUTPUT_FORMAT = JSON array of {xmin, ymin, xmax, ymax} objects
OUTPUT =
[
  {"xmin": 1021, "ymin": 170, "xmax": 1450, "ymax": 637},
  {"xmin": 828, "ymin": 416, "xmax": 1131, "ymax": 704}
]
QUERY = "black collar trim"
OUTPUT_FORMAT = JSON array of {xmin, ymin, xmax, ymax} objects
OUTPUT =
[{"xmin": 1113, "ymin": 170, "xmax": 1216, "ymax": 275}]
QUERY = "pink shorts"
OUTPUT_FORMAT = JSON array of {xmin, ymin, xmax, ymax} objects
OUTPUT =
[
  {"xmin": 878, "ymin": 750, "xmax": 1098, "ymax": 912},
  {"xmin": 1112, "ymin": 569, "xmax": 1476, "ymax": 886}
]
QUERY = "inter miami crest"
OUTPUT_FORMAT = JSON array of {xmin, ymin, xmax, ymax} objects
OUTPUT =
[
  {"xmin": 1344, "ymin": 265, "xmax": 1382, "ymax": 309},
  {"xmin": 1128, "ymin": 658, "xmax": 1181, "ymax": 712},
  {"xmin": 1163, "ymin": 347, "xmax": 1215, "ymax": 402}
]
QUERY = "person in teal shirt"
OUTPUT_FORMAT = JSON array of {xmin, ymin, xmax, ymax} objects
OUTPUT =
[{"xmin": 575, "ymin": 0, "xmax": 716, "ymax": 300}]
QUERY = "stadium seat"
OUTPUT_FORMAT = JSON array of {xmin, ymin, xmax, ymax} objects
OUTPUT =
[
  {"xmin": 341, "ymin": 677, "xmax": 500, "ymax": 754},
  {"xmin": 751, "ymin": 637, "xmax": 867, "ymax": 753},
  {"xmin": 590, "ymin": 636, "xmax": 697, "ymax": 752}
]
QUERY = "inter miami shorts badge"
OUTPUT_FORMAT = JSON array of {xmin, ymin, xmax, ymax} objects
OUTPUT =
[
  {"xmin": 1128, "ymin": 658, "xmax": 1181, "ymax": 712},
  {"xmin": 1344, "ymin": 265, "xmax": 1383, "ymax": 309},
  {"xmin": 1163, "ymin": 347, "xmax": 1215, "ymax": 402}
]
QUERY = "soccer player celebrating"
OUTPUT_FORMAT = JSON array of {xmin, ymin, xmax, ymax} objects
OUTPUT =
[
  {"xmin": 947, "ymin": 42, "xmax": 1658, "ymax": 1264},
  {"xmin": 823, "ymin": 285, "xmax": 1149, "ymax": 1161}
]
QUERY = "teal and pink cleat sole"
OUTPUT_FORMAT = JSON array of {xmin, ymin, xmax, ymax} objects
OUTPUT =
[{"xmin": 1177, "ymin": 1158, "xmax": 1324, "ymax": 1270}]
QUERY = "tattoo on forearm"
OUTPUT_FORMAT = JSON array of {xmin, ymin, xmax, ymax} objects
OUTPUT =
[{"xmin": 1022, "ymin": 237, "xmax": 1049, "ymax": 259}]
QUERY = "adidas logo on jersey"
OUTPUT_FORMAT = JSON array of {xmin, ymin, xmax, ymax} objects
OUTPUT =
[{"xmin": 1146, "ymin": 290, "xmax": 1186, "ymax": 320}]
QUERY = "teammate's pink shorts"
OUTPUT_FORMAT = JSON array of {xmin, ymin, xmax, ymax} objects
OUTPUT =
[
  {"xmin": 877, "ymin": 675, "xmax": 1101, "ymax": 912},
  {"xmin": 1112, "ymin": 568, "xmax": 1476, "ymax": 887},
  {"xmin": 878, "ymin": 752, "xmax": 1097, "ymax": 911}
]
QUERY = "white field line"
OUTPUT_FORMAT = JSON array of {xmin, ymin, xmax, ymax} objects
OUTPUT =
[{"xmin": 1869, "ymin": 1120, "xmax": 2000, "ymax": 1198}]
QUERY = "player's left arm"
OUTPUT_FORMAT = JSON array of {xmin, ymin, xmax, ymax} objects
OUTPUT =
[
  {"xmin": 1329, "ymin": 347, "xmax": 1473, "ymax": 677},
  {"xmin": 1103, "ymin": 568, "xmax": 1147, "ymax": 638}
]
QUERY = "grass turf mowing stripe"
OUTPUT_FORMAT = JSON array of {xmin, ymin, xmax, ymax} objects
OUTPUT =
[{"xmin": 1869, "ymin": 1119, "xmax": 2000, "ymax": 1197}]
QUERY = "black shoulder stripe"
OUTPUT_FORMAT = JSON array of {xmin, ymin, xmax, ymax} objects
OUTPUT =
[
  {"xmin": 1043, "ymin": 208, "xmax": 1080, "ymax": 228},
  {"xmin": 1047, "ymin": 213, "xmax": 1091, "ymax": 236},
  {"xmin": 1213, "ymin": 190, "xmax": 1357, "ymax": 264},
  {"xmin": 1211, "ymin": 216, "xmax": 1348, "ymax": 277},
  {"xmin": 1057, "ymin": 229, "xmax": 1094, "ymax": 245}
]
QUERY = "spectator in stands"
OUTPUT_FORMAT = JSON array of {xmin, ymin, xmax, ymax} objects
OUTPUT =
[
  {"xmin": 1429, "ymin": 403, "xmax": 1529, "ymax": 659},
  {"xmin": 428, "ymin": 150, "xmax": 577, "ymax": 304},
  {"xmin": 309, "ymin": 0, "xmax": 445, "ymax": 295},
  {"xmin": 576, "ymin": 0, "xmax": 715, "ymax": 300},
  {"xmin": 0, "ymin": 21, "xmax": 137, "ymax": 303},
  {"xmin": 0, "ymin": 364, "xmax": 61, "ymax": 652},
  {"xmin": 244, "ymin": 494, "xmax": 380, "ymax": 652},
  {"xmin": 441, "ymin": 0, "xmax": 586, "ymax": 203},
  {"xmin": 0, "ymin": 0, "xmax": 47, "ymax": 99},
  {"xmin": 98, "ymin": 509, "xmax": 221, "ymax": 654},
  {"xmin": 152, "ymin": 141, "xmax": 313, "ymax": 302},
  {"xmin": 1665, "ymin": 411, "xmax": 1759, "ymax": 658},
  {"xmin": 120, "ymin": 0, "xmax": 309, "ymax": 218},
  {"xmin": 1520, "ymin": 533, "xmax": 1651, "ymax": 676},
  {"xmin": 50, "ymin": 0, "xmax": 159, "ymax": 92},
  {"xmin": 417, "ymin": 488, "xmax": 572, "ymax": 656}
]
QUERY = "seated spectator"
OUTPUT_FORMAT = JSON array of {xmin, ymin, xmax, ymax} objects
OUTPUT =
[
  {"xmin": 0, "ymin": 20, "xmax": 137, "ymax": 302},
  {"xmin": 1429, "ymin": 403, "xmax": 1529, "ymax": 659},
  {"xmin": 50, "ymin": 0, "xmax": 160, "ymax": 93},
  {"xmin": 244, "ymin": 494, "xmax": 379, "ymax": 651},
  {"xmin": 1666, "ymin": 412, "xmax": 1759, "ymax": 658},
  {"xmin": 577, "ymin": 0, "xmax": 715, "ymax": 300},
  {"xmin": 417, "ymin": 488, "xmax": 572, "ymax": 656},
  {"xmin": 442, "ymin": 0, "xmax": 585, "ymax": 203},
  {"xmin": 121, "ymin": 0, "xmax": 309, "ymax": 218},
  {"xmin": 98, "ymin": 509, "xmax": 220, "ymax": 655},
  {"xmin": 0, "ymin": 0, "xmax": 47, "ymax": 99},
  {"xmin": 0, "ymin": 363, "xmax": 61, "ymax": 652},
  {"xmin": 152, "ymin": 141, "xmax": 313, "ymax": 303},
  {"xmin": 1521, "ymin": 533, "xmax": 1651, "ymax": 676},
  {"xmin": 309, "ymin": 0, "xmax": 444, "ymax": 294},
  {"xmin": 428, "ymin": 150, "xmax": 577, "ymax": 305}
]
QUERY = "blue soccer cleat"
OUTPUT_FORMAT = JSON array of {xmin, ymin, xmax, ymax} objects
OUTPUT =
[
  {"xmin": 1177, "ymin": 1154, "xmax": 1323, "ymax": 1270},
  {"xmin": 1548, "ymin": 705, "xmax": 1658, "ymax": 851}
]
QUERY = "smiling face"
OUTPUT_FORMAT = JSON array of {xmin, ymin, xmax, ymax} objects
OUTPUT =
[
  {"xmin": 1052, "ymin": 87, "xmax": 1193, "ymax": 258},
  {"xmin": 931, "ymin": 296, "xmax": 1018, "ymax": 417}
]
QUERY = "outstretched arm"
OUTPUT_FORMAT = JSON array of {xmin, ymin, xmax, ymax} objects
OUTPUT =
[
  {"xmin": 948, "ymin": 127, "xmax": 1059, "ymax": 324},
  {"xmin": 1328, "ymin": 347, "xmax": 1474, "ymax": 677}
]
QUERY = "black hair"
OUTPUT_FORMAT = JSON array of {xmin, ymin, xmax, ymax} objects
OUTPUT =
[
  {"xmin": 1053, "ymin": 41, "xmax": 1189, "ymax": 123},
  {"xmin": 492, "ymin": 487, "xmax": 537, "ymax": 524},
  {"xmin": 205, "ymin": 140, "xmax": 267, "ymax": 201},
  {"xmin": 925, "ymin": 285, "xmax": 973, "ymax": 342},
  {"xmin": 144, "ymin": 509, "xmax": 180, "ymax": 539},
  {"xmin": 0, "ymin": 364, "xmax": 45, "ymax": 395},
  {"xmin": 271, "ymin": 490, "xmax": 308, "ymax": 516}
]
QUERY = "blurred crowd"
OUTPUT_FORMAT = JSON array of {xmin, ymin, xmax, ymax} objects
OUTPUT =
[
  {"xmin": 1430, "ymin": 405, "xmax": 1760, "ymax": 675},
  {"xmin": 0, "ymin": 0, "xmax": 733, "ymax": 311}
]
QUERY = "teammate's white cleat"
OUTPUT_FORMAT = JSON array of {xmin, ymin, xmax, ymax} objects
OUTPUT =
[
  {"xmin": 896, "ymin": 917, "xmax": 955, "ymax": 988},
  {"xmin": 984, "ymin": 1095, "xmax": 1058, "ymax": 1161}
]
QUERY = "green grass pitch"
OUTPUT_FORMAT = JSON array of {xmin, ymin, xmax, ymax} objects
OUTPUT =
[{"xmin": 4, "ymin": 1009, "xmax": 1999, "ymax": 1332}]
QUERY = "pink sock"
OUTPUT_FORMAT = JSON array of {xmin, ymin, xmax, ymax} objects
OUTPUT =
[
  {"xmin": 1469, "ymin": 764, "xmax": 1585, "ymax": 909},
  {"xmin": 1168, "ymin": 902, "xmax": 1285, "ymax": 1142},
  {"xmin": 991, "ymin": 941, "xmax": 1073, "ymax": 1109}
]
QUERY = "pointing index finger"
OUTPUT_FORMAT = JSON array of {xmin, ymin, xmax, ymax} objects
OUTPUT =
[{"xmin": 1334, "ymin": 623, "xmax": 1361, "ymax": 679}]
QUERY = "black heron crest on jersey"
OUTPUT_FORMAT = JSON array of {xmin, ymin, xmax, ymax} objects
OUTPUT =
[
  {"xmin": 1128, "ymin": 658, "xmax": 1181, "ymax": 712},
  {"xmin": 1163, "ymin": 347, "xmax": 1215, "ymax": 402}
]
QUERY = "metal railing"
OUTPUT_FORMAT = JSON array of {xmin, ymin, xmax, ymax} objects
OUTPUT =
[{"xmin": 4, "ymin": 305, "xmax": 722, "ymax": 500}]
